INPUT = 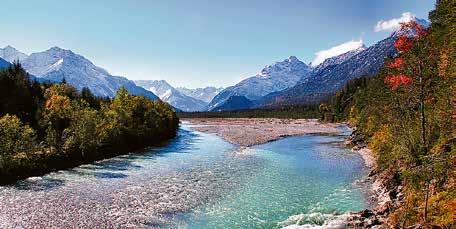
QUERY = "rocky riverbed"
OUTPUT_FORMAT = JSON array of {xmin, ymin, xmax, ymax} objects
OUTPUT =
[
  {"xmin": 345, "ymin": 129, "xmax": 404, "ymax": 229},
  {"xmin": 184, "ymin": 118, "xmax": 341, "ymax": 146}
]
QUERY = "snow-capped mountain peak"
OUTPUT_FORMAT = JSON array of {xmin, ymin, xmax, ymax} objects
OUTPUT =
[
  {"xmin": 177, "ymin": 86, "xmax": 224, "ymax": 103},
  {"xmin": 19, "ymin": 47, "xmax": 158, "ymax": 100},
  {"xmin": 313, "ymin": 45, "xmax": 367, "ymax": 72},
  {"xmin": 391, "ymin": 17, "xmax": 430, "ymax": 38},
  {"xmin": 0, "ymin": 45, "xmax": 29, "ymax": 63},
  {"xmin": 135, "ymin": 80, "xmax": 207, "ymax": 112},
  {"xmin": 207, "ymin": 56, "xmax": 311, "ymax": 110},
  {"xmin": 259, "ymin": 56, "xmax": 310, "ymax": 78}
]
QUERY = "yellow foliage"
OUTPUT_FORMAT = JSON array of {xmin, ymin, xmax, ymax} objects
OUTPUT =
[
  {"xmin": 428, "ymin": 191, "xmax": 456, "ymax": 226},
  {"xmin": 0, "ymin": 114, "xmax": 36, "ymax": 156},
  {"xmin": 45, "ymin": 95, "xmax": 71, "ymax": 111},
  {"xmin": 369, "ymin": 125, "xmax": 392, "ymax": 155}
]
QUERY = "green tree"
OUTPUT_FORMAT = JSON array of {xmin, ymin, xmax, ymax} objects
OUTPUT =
[{"xmin": 0, "ymin": 114, "xmax": 36, "ymax": 157}]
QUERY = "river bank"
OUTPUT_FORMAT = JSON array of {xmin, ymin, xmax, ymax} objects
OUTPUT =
[{"xmin": 345, "ymin": 129, "xmax": 401, "ymax": 228}]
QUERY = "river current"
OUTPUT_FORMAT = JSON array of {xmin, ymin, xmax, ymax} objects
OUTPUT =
[{"xmin": 0, "ymin": 124, "xmax": 370, "ymax": 228}]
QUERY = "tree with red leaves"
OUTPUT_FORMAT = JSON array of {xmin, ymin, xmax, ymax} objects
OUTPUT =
[
  {"xmin": 386, "ymin": 57, "xmax": 405, "ymax": 69},
  {"xmin": 384, "ymin": 74, "xmax": 413, "ymax": 90},
  {"xmin": 385, "ymin": 20, "xmax": 439, "ymax": 224},
  {"xmin": 395, "ymin": 36, "xmax": 413, "ymax": 53}
]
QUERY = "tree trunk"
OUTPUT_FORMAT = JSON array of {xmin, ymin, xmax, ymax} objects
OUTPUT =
[{"xmin": 424, "ymin": 181, "xmax": 429, "ymax": 223}]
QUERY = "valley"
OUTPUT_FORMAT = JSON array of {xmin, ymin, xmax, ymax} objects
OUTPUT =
[{"xmin": 0, "ymin": 1, "xmax": 454, "ymax": 228}]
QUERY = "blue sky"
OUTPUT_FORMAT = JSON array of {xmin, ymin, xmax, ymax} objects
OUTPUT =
[{"xmin": 0, "ymin": 0, "xmax": 434, "ymax": 88}]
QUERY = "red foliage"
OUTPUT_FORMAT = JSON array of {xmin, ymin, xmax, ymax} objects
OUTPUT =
[
  {"xmin": 400, "ymin": 21, "xmax": 427, "ymax": 39},
  {"xmin": 395, "ymin": 36, "xmax": 413, "ymax": 53},
  {"xmin": 385, "ymin": 74, "xmax": 413, "ymax": 90},
  {"xmin": 394, "ymin": 21, "xmax": 428, "ymax": 53},
  {"xmin": 387, "ymin": 57, "xmax": 405, "ymax": 69}
]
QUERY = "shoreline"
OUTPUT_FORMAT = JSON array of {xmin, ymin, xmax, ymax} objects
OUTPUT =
[{"xmin": 345, "ymin": 129, "xmax": 392, "ymax": 228}]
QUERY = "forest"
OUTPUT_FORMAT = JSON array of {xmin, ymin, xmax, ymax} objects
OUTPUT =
[
  {"xmin": 320, "ymin": 1, "xmax": 455, "ymax": 226},
  {"xmin": 0, "ymin": 64, "xmax": 179, "ymax": 183},
  {"xmin": 178, "ymin": 105, "xmax": 320, "ymax": 119}
]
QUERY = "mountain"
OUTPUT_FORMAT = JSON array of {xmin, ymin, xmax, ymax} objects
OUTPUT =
[
  {"xmin": 259, "ymin": 19, "xmax": 430, "ymax": 107},
  {"xmin": 0, "ymin": 46, "xmax": 28, "ymax": 63},
  {"xmin": 19, "ymin": 47, "xmax": 158, "ymax": 100},
  {"xmin": 135, "ymin": 80, "xmax": 207, "ymax": 112},
  {"xmin": 211, "ymin": 96, "xmax": 254, "ymax": 112},
  {"xmin": 207, "ymin": 56, "xmax": 311, "ymax": 111},
  {"xmin": 176, "ymin": 86, "xmax": 223, "ymax": 104},
  {"xmin": 0, "ymin": 57, "xmax": 10, "ymax": 69},
  {"xmin": 311, "ymin": 45, "xmax": 366, "ymax": 72},
  {"xmin": 259, "ymin": 35, "xmax": 397, "ymax": 107}
]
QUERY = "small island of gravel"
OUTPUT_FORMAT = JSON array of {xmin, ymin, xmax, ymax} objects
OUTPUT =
[{"xmin": 183, "ymin": 118, "xmax": 342, "ymax": 147}]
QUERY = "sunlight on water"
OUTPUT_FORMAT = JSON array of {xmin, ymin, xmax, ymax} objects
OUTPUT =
[
  {"xmin": 0, "ymin": 125, "xmax": 369, "ymax": 228},
  {"xmin": 183, "ymin": 134, "xmax": 369, "ymax": 228}
]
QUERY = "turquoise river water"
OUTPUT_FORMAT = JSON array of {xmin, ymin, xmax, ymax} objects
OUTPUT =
[{"xmin": 0, "ymin": 124, "xmax": 370, "ymax": 228}]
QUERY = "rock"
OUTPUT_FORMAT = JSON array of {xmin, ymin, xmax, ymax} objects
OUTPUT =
[
  {"xmin": 368, "ymin": 169, "xmax": 377, "ymax": 177},
  {"xmin": 360, "ymin": 209, "xmax": 374, "ymax": 218},
  {"xmin": 389, "ymin": 189, "xmax": 398, "ymax": 199},
  {"xmin": 365, "ymin": 217, "xmax": 381, "ymax": 226},
  {"xmin": 349, "ymin": 130, "xmax": 366, "ymax": 145}
]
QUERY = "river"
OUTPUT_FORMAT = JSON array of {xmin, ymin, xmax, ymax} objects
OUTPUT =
[{"xmin": 0, "ymin": 124, "xmax": 370, "ymax": 228}]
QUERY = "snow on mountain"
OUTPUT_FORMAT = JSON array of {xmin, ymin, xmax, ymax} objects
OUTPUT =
[
  {"xmin": 207, "ymin": 56, "xmax": 311, "ymax": 111},
  {"xmin": 135, "ymin": 80, "xmax": 207, "ymax": 112},
  {"xmin": 312, "ymin": 45, "xmax": 366, "ymax": 72},
  {"xmin": 176, "ymin": 86, "xmax": 224, "ymax": 103},
  {"xmin": 258, "ymin": 18, "xmax": 431, "ymax": 107},
  {"xmin": 19, "ymin": 47, "xmax": 158, "ymax": 100},
  {"xmin": 259, "ymin": 35, "xmax": 398, "ymax": 107},
  {"xmin": 0, "ymin": 46, "xmax": 28, "ymax": 63}
]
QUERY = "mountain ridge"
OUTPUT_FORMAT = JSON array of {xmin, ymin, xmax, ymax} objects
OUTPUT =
[
  {"xmin": 207, "ymin": 56, "xmax": 312, "ymax": 111},
  {"xmin": 0, "ymin": 46, "xmax": 28, "ymax": 63},
  {"xmin": 259, "ymin": 35, "xmax": 397, "ymax": 107},
  {"xmin": 177, "ymin": 86, "xmax": 223, "ymax": 104},
  {"xmin": 11, "ymin": 46, "xmax": 158, "ymax": 100},
  {"xmin": 135, "ymin": 80, "xmax": 207, "ymax": 112}
]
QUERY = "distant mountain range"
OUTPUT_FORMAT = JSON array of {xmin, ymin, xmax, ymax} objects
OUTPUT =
[
  {"xmin": 207, "ymin": 56, "xmax": 312, "ymax": 111},
  {"xmin": 176, "ymin": 86, "xmax": 223, "ymax": 104},
  {"xmin": 134, "ymin": 80, "xmax": 207, "ymax": 112},
  {"xmin": 0, "ymin": 46, "xmax": 28, "ymax": 63},
  {"xmin": 0, "ymin": 18, "xmax": 427, "ymax": 112},
  {"xmin": 0, "ymin": 46, "xmax": 158, "ymax": 100},
  {"xmin": 207, "ymin": 34, "xmax": 397, "ymax": 111},
  {"xmin": 258, "ymin": 36, "xmax": 397, "ymax": 107}
]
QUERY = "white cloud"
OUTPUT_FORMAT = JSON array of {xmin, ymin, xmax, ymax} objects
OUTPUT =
[
  {"xmin": 374, "ymin": 12, "xmax": 416, "ymax": 32},
  {"xmin": 311, "ymin": 39, "xmax": 364, "ymax": 67}
]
